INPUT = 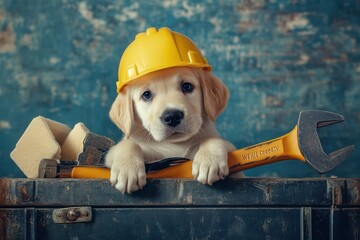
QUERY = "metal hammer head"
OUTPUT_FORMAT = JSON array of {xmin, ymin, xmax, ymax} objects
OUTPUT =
[{"xmin": 297, "ymin": 110, "xmax": 355, "ymax": 173}]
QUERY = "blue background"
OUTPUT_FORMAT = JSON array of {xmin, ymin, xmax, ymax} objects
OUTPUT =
[{"xmin": 0, "ymin": 0, "xmax": 359, "ymax": 178}]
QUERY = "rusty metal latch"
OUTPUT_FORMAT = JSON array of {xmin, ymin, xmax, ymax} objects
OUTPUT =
[{"xmin": 52, "ymin": 207, "xmax": 92, "ymax": 224}]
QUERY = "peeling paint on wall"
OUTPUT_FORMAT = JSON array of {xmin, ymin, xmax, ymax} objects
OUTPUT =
[
  {"xmin": 0, "ymin": 121, "xmax": 11, "ymax": 130},
  {"xmin": 78, "ymin": 2, "xmax": 106, "ymax": 30},
  {"xmin": 0, "ymin": 24, "xmax": 15, "ymax": 53}
]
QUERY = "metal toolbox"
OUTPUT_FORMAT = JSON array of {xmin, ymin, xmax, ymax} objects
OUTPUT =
[{"xmin": 0, "ymin": 178, "xmax": 359, "ymax": 240}]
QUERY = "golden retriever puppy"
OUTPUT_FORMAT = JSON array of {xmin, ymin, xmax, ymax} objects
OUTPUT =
[{"xmin": 105, "ymin": 66, "xmax": 236, "ymax": 194}]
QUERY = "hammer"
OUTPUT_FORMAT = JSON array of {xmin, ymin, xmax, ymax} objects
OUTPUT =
[{"xmin": 67, "ymin": 110, "xmax": 355, "ymax": 178}]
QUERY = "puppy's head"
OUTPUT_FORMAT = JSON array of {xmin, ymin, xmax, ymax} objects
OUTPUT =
[{"xmin": 109, "ymin": 67, "xmax": 229, "ymax": 142}]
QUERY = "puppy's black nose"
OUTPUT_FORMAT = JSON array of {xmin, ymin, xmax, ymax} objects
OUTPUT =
[{"xmin": 161, "ymin": 109, "xmax": 184, "ymax": 127}]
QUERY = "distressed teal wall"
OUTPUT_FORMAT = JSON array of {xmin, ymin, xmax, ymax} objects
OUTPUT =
[{"xmin": 0, "ymin": 0, "xmax": 359, "ymax": 178}]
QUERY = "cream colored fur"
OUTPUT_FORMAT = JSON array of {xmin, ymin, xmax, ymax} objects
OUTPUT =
[{"xmin": 105, "ymin": 67, "xmax": 239, "ymax": 194}]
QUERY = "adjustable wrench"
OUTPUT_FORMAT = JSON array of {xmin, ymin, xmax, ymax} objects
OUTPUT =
[{"xmin": 70, "ymin": 110, "xmax": 355, "ymax": 178}]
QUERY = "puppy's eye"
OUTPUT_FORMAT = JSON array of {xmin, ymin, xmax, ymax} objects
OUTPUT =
[
  {"xmin": 142, "ymin": 90, "xmax": 153, "ymax": 101},
  {"xmin": 181, "ymin": 82, "xmax": 193, "ymax": 93}
]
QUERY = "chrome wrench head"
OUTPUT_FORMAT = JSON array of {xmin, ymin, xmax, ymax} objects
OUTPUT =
[{"xmin": 297, "ymin": 110, "xmax": 355, "ymax": 173}]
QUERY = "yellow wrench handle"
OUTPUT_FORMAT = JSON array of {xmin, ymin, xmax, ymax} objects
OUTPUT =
[
  {"xmin": 71, "ymin": 126, "xmax": 305, "ymax": 179},
  {"xmin": 227, "ymin": 126, "xmax": 305, "ymax": 173},
  {"xmin": 71, "ymin": 162, "xmax": 194, "ymax": 179}
]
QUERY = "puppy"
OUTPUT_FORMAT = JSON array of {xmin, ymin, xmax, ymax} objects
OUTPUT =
[{"xmin": 105, "ymin": 66, "xmax": 237, "ymax": 194}]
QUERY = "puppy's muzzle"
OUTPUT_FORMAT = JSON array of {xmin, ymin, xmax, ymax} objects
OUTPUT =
[{"xmin": 161, "ymin": 109, "xmax": 184, "ymax": 127}]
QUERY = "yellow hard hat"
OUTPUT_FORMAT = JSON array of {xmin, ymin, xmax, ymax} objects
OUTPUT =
[{"xmin": 116, "ymin": 27, "xmax": 212, "ymax": 93}]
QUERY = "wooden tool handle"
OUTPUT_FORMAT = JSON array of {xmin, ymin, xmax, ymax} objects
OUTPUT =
[{"xmin": 71, "ymin": 126, "xmax": 305, "ymax": 179}]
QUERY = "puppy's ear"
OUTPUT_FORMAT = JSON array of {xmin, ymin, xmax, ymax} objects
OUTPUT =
[
  {"xmin": 199, "ymin": 71, "xmax": 229, "ymax": 121},
  {"xmin": 109, "ymin": 89, "xmax": 134, "ymax": 138}
]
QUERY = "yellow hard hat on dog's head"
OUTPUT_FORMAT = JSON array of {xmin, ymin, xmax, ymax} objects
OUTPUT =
[{"xmin": 116, "ymin": 27, "xmax": 212, "ymax": 93}]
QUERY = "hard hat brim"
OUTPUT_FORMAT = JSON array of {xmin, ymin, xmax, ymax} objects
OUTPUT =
[{"xmin": 117, "ymin": 64, "xmax": 211, "ymax": 93}]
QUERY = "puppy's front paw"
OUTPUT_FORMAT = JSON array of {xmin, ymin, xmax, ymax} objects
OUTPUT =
[
  {"xmin": 192, "ymin": 152, "xmax": 229, "ymax": 185},
  {"xmin": 105, "ymin": 143, "xmax": 146, "ymax": 194},
  {"xmin": 110, "ymin": 159, "xmax": 146, "ymax": 194},
  {"xmin": 192, "ymin": 138, "xmax": 230, "ymax": 185}
]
